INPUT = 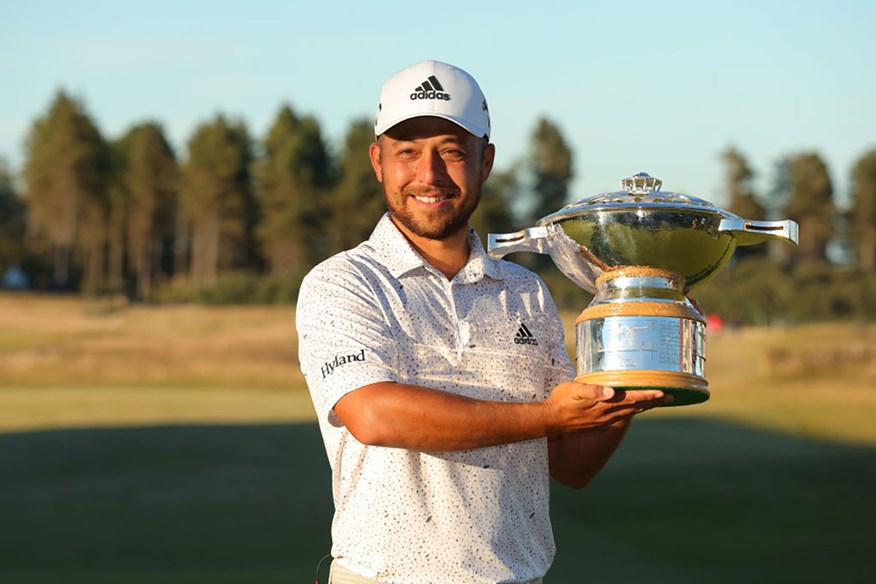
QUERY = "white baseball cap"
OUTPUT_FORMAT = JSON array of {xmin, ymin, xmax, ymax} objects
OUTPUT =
[{"xmin": 374, "ymin": 60, "xmax": 490, "ymax": 139}]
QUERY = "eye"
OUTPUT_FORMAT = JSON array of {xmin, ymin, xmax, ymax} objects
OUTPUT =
[
  {"xmin": 395, "ymin": 147, "xmax": 417, "ymax": 159},
  {"xmin": 441, "ymin": 148, "xmax": 466, "ymax": 162}
]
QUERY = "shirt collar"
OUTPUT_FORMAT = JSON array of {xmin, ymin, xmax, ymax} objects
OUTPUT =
[{"xmin": 368, "ymin": 213, "xmax": 506, "ymax": 282}]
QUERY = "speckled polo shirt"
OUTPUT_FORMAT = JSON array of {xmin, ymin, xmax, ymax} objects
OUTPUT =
[{"xmin": 296, "ymin": 213, "xmax": 575, "ymax": 584}]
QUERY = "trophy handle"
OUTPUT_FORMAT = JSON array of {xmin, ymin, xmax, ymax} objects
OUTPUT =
[
  {"xmin": 487, "ymin": 226, "xmax": 550, "ymax": 259},
  {"xmin": 718, "ymin": 218, "xmax": 799, "ymax": 247}
]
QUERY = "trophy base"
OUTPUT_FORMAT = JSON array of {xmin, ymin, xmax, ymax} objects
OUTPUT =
[
  {"xmin": 574, "ymin": 269, "xmax": 709, "ymax": 408},
  {"xmin": 575, "ymin": 370, "xmax": 710, "ymax": 407}
]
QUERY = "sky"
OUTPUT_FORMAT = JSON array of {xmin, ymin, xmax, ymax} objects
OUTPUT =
[{"xmin": 2, "ymin": 0, "xmax": 875, "ymax": 211}]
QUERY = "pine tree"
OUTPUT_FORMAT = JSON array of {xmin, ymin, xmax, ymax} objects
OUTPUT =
[
  {"xmin": 850, "ymin": 149, "xmax": 876, "ymax": 270},
  {"xmin": 180, "ymin": 115, "xmax": 254, "ymax": 286},
  {"xmin": 256, "ymin": 105, "xmax": 333, "ymax": 273},
  {"xmin": 529, "ymin": 117, "xmax": 573, "ymax": 223},
  {"xmin": 106, "ymin": 132, "xmax": 134, "ymax": 294},
  {"xmin": 23, "ymin": 90, "xmax": 109, "ymax": 291},
  {"xmin": 782, "ymin": 152, "xmax": 835, "ymax": 263},
  {"xmin": 0, "ymin": 159, "xmax": 27, "ymax": 275},
  {"xmin": 470, "ymin": 167, "xmax": 515, "ymax": 246},
  {"xmin": 123, "ymin": 122, "xmax": 179, "ymax": 298},
  {"xmin": 722, "ymin": 146, "xmax": 765, "ymax": 220},
  {"xmin": 721, "ymin": 146, "xmax": 767, "ymax": 259},
  {"xmin": 325, "ymin": 119, "xmax": 384, "ymax": 254}
]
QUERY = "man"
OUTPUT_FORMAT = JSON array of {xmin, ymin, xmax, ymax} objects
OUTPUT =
[{"xmin": 296, "ymin": 60, "xmax": 670, "ymax": 584}]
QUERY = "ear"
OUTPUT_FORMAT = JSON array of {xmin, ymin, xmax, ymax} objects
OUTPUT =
[
  {"xmin": 480, "ymin": 143, "xmax": 496, "ymax": 183},
  {"xmin": 369, "ymin": 142, "xmax": 383, "ymax": 183}
]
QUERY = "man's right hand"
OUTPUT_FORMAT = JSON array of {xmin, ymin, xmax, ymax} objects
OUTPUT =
[{"xmin": 542, "ymin": 381, "xmax": 671, "ymax": 436}]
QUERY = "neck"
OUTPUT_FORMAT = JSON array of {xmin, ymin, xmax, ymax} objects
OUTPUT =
[{"xmin": 393, "ymin": 220, "xmax": 471, "ymax": 280}]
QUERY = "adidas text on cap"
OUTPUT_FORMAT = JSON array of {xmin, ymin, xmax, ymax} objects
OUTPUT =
[{"xmin": 374, "ymin": 60, "xmax": 490, "ymax": 139}]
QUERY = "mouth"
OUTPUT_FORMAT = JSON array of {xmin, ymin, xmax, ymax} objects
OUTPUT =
[
  {"xmin": 408, "ymin": 188, "xmax": 458, "ymax": 206},
  {"xmin": 412, "ymin": 194, "xmax": 451, "ymax": 204}
]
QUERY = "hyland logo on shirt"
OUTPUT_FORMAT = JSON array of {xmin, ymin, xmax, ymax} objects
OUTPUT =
[
  {"xmin": 321, "ymin": 349, "xmax": 366, "ymax": 379},
  {"xmin": 514, "ymin": 322, "xmax": 539, "ymax": 346}
]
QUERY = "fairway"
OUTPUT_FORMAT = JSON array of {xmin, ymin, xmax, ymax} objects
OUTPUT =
[
  {"xmin": 2, "ymin": 419, "xmax": 873, "ymax": 583},
  {"xmin": 1, "ymin": 293, "xmax": 875, "ymax": 582}
]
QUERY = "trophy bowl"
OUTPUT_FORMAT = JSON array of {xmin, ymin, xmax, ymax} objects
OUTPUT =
[{"xmin": 488, "ymin": 172, "xmax": 799, "ymax": 406}]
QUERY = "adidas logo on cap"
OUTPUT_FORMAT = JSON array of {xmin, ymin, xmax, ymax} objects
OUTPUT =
[{"xmin": 410, "ymin": 75, "xmax": 451, "ymax": 101}]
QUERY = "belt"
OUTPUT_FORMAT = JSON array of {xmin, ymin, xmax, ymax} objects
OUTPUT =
[{"xmin": 329, "ymin": 561, "xmax": 543, "ymax": 584}]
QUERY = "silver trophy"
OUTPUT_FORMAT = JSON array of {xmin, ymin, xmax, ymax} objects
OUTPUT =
[{"xmin": 488, "ymin": 172, "xmax": 799, "ymax": 406}]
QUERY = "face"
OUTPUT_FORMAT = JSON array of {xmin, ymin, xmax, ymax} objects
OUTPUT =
[{"xmin": 369, "ymin": 117, "xmax": 495, "ymax": 242}]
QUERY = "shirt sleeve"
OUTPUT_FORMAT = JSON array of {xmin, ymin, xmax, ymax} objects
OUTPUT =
[{"xmin": 295, "ymin": 260, "xmax": 399, "ymax": 426}]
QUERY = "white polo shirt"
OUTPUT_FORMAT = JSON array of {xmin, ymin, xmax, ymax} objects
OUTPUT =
[{"xmin": 296, "ymin": 214, "xmax": 574, "ymax": 584}]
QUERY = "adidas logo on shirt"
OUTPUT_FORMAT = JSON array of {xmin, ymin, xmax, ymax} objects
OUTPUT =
[
  {"xmin": 514, "ymin": 322, "xmax": 539, "ymax": 346},
  {"xmin": 410, "ymin": 76, "xmax": 451, "ymax": 101}
]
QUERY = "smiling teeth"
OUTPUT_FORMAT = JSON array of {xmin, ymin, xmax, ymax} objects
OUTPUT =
[{"xmin": 414, "ymin": 195, "xmax": 448, "ymax": 203}]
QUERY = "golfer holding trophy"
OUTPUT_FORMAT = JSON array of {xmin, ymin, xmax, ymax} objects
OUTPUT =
[{"xmin": 299, "ymin": 59, "xmax": 799, "ymax": 584}]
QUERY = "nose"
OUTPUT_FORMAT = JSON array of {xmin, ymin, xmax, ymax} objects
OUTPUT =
[{"xmin": 416, "ymin": 148, "xmax": 449, "ymax": 185}]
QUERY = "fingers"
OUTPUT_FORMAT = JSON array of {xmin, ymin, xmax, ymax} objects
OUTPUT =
[
  {"xmin": 602, "ymin": 387, "xmax": 665, "ymax": 403},
  {"xmin": 575, "ymin": 384, "xmax": 671, "ymax": 407},
  {"xmin": 573, "ymin": 383, "xmax": 615, "ymax": 402},
  {"xmin": 576, "ymin": 385, "xmax": 673, "ymax": 422}
]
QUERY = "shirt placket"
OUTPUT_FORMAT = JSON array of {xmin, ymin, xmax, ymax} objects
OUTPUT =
[
  {"xmin": 447, "ymin": 280, "xmax": 473, "ymax": 363},
  {"xmin": 419, "ymin": 265, "xmax": 465, "ymax": 365}
]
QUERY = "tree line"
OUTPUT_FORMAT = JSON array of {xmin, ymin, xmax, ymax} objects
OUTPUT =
[{"xmin": 1, "ymin": 90, "xmax": 875, "ymax": 322}]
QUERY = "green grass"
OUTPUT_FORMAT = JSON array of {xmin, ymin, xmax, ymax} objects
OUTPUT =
[
  {"xmin": 550, "ymin": 416, "xmax": 876, "ymax": 583},
  {"xmin": 0, "ymin": 423, "xmax": 333, "ymax": 583},
  {"xmin": 0, "ymin": 386, "xmax": 315, "ymax": 433},
  {"xmin": 1, "ymin": 418, "xmax": 874, "ymax": 583}
]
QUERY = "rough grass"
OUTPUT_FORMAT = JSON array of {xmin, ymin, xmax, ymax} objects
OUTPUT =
[
  {"xmin": 0, "ymin": 293, "xmax": 302, "ymax": 389},
  {"xmin": 3, "ymin": 294, "xmax": 874, "ymax": 442},
  {"xmin": 0, "ymin": 293, "xmax": 310, "ymax": 432}
]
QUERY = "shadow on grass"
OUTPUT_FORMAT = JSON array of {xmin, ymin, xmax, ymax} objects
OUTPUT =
[
  {"xmin": 1, "ymin": 418, "xmax": 874, "ymax": 583},
  {"xmin": 0, "ymin": 423, "xmax": 332, "ymax": 584}
]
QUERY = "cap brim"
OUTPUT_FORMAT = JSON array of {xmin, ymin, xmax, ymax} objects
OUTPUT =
[{"xmin": 375, "ymin": 113, "xmax": 488, "ymax": 139}]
